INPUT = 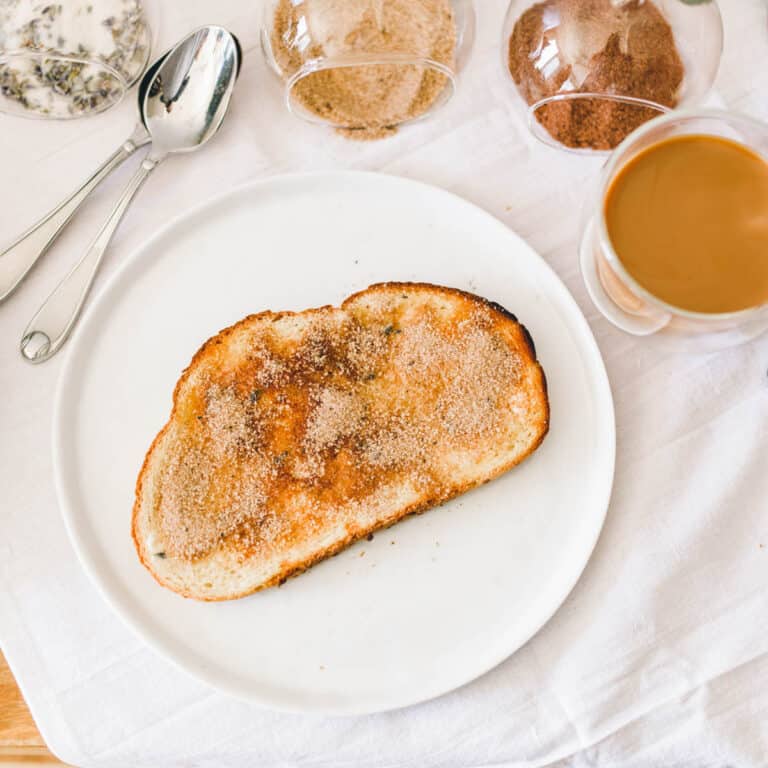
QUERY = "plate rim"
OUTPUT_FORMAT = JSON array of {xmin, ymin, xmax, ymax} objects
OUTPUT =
[{"xmin": 52, "ymin": 170, "xmax": 616, "ymax": 714}]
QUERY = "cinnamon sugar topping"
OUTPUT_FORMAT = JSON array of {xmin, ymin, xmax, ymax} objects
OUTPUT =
[{"xmin": 152, "ymin": 299, "xmax": 524, "ymax": 561}]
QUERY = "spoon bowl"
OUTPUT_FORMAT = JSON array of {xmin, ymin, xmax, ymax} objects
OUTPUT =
[{"xmin": 144, "ymin": 27, "xmax": 240, "ymax": 157}]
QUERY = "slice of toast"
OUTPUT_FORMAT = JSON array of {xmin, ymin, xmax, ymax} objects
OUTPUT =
[{"xmin": 132, "ymin": 283, "xmax": 549, "ymax": 600}]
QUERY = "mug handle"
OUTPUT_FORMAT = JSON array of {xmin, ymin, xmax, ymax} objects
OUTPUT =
[{"xmin": 580, "ymin": 219, "xmax": 672, "ymax": 336}]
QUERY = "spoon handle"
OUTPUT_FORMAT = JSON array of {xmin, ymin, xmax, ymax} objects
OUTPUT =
[
  {"xmin": 0, "ymin": 124, "xmax": 150, "ymax": 305},
  {"xmin": 20, "ymin": 154, "xmax": 162, "ymax": 364}
]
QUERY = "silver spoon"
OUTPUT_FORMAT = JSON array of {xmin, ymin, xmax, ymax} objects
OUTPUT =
[
  {"xmin": 20, "ymin": 26, "xmax": 240, "ymax": 363},
  {"xmin": 0, "ymin": 53, "xmax": 165, "ymax": 304}
]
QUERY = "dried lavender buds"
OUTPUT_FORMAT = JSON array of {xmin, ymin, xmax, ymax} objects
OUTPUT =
[{"xmin": 0, "ymin": 0, "xmax": 150, "ymax": 118}]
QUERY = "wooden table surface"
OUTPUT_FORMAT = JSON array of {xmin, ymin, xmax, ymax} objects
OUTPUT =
[{"xmin": 0, "ymin": 653, "xmax": 65, "ymax": 765}]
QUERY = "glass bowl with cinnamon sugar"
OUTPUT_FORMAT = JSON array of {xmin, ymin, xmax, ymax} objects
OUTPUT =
[
  {"xmin": 502, "ymin": 0, "xmax": 723, "ymax": 153},
  {"xmin": 261, "ymin": 0, "xmax": 475, "ymax": 140}
]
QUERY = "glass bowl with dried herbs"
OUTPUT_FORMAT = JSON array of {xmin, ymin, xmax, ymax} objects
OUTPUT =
[
  {"xmin": 261, "ymin": 0, "xmax": 475, "ymax": 141},
  {"xmin": 502, "ymin": 0, "xmax": 723, "ymax": 153},
  {"xmin": 0, "ymin": 0, "xmax": 152, "ymax": 119}
]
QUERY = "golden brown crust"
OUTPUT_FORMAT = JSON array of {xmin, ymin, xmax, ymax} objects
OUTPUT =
[{"xmin": 132, "ymin": 282, "xmax": 549, "ymax": 601}]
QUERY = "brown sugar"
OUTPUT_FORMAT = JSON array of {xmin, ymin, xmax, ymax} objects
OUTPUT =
[
  {"xmin": 508, "ymin": 0, "xmax": 685, "ymax": 151},
  {"xmin": 271, "ymin": 0, "xmax": 457, "ymax": 140}
]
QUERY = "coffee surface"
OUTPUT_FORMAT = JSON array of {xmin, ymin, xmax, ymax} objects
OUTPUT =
[{"xmin": 605, "ymin": 134, "xmax": 768, "ymax": 313}]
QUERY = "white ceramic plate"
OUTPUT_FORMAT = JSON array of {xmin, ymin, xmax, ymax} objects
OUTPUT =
[{"xmin": 54, "ymin": 172, "xmax": 615, "ymax": 715}]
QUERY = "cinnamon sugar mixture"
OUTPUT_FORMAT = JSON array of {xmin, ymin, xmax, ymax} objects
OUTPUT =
[
  {"xmin": 154, "ymin": 304, "xmax": 522, "ymax": 560},
  {"xmin": 508, "ymin": 0, "xmax": 684, "ymax": 150}
]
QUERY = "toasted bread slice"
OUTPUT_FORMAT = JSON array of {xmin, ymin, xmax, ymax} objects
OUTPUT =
[{"xmin": 132, "ymin": 283, "xmax": 549, "ymax": 600}]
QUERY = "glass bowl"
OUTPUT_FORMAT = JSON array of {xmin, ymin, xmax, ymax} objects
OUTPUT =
[
  {"xmin": 501, "ymin": 0, "xmax": 723, "ymax": 153},
  {"xmin": 261, "ymin": 0, "xmax": 475, "ymax": 139},
  {"xmin": 0, "ymin": 0, "xmax": 153, "ymax": 119}
]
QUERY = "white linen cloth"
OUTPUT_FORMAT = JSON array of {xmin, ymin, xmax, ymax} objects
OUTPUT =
[{"xmin": 1, "ymin": 2, "xmax": 767, "ymax": 766}]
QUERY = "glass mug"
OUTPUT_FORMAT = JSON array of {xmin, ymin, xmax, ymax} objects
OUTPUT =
[
  {"xmin": 580, "ymin": 109, "xmax": 768, "ymax": 348},
  {"xmin": 0, "ymin": 0, "xmax": 153, "ymax": 119},
  {"xmin": 260, "ymin": 0, "xmax": 475, "ymax": 132}
]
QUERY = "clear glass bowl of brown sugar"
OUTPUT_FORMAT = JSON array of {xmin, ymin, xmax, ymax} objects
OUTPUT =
[
  {"xmin": 502, "ymin": 0, "xmax": 723, "ymax": 153},
  {"xmin": 261, "ymin": 0, "xmax": 475, "ymax": 140}
]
